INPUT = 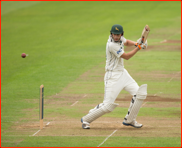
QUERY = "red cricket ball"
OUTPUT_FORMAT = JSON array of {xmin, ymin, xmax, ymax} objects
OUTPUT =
[{"xmin": 21, "ymin": 53, "xmax": 26, "ymax": 58}]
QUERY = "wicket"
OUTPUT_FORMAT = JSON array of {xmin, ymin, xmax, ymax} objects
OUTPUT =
[{"xmin": 40, "ymin": 85, "xmax": 44, "ymax": 129}]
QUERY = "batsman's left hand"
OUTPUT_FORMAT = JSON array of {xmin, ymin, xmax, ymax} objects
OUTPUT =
[
  {"xmin": 137, "ymin": 38, "xmax": 142, "ymax": 45},
  {"xmin": 137, "ymin": 38, "xmax": 148, "ymax": 45}
]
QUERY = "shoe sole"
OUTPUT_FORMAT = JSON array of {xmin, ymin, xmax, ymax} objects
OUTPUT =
[
  {"xmin": 82, "ymin": 124, "xmax": 90, "ymax": 129},
  {"xmin": 123, "ymin": 122, "xmax": 143, "ymax": 128}
]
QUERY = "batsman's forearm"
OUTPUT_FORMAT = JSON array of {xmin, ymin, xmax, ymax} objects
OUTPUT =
[
  {"xmin": 124, "ymin": 40, "xmax": 136, "ymax": 46},
  {"xmin": 120, "ymin": 47, "xmax": 139, "ymax": 60}
]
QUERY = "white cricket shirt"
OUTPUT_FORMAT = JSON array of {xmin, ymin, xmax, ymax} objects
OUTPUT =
[{"xmin": 105, "ymin": 35, "xmax": 126, "ymax": 72}]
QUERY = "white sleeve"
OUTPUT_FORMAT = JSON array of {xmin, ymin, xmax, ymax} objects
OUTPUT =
[
  {"xmin": 109, "ymin": 43, "xmax": 124, "ymax": 58},
  {"xmin": 121, "ymin": 36, "xmax": 127, "ymax": 44}
]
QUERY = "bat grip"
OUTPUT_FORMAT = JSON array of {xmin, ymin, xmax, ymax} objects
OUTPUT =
[{"xmin": 141, "ymin": 36, "xmax": 144, "ymax": 43}]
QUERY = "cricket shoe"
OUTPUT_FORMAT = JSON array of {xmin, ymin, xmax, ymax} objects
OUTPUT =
[
  {"xmin": 122, "ymin": 120, "xmax": 143, "ymax": 128},
  {"xmin": 81, "ymin": 118, "xmax": 90, "ymax": 129}
]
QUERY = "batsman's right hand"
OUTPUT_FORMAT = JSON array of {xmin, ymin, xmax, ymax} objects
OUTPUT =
[{"xmin": 137, "ymin": 41, "xmax": 148, "ymax": 50}]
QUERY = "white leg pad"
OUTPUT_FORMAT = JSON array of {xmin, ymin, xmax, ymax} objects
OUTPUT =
[
  {"xmin": 82, "ymin": 103, "xmax": 119, "ymax": 123},
  {"xmin": 125, "ymin": 84, "xmax": 147, "ymax": 123}
]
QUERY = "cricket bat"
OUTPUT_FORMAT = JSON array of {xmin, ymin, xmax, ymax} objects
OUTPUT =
[{"xmin": 141, "ymin": 25, "xmax": 150, "ymax": 43}]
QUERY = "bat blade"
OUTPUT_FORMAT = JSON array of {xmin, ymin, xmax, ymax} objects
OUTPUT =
[{"xmin": 141, "ymin": 25, "xmax": 150, "ymax": 43}]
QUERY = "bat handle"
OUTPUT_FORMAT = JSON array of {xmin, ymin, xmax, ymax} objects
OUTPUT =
[{"xmin": 141, "ymin": 36, "xmax": 144, "ymax": 43}]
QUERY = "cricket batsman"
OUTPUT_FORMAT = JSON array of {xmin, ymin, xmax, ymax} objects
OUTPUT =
[{"xmin": 81, "ymin": 24, "xmax": 148, "ymax": 129}]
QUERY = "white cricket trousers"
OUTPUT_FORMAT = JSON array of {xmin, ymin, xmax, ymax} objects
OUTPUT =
[{"xmin": 104, "ymin": 69, "xmax": 139, "ymax": 104}]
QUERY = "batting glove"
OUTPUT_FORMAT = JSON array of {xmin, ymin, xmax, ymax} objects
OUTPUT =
[
  {"xmin": 137, "ymin": 42, "xmax": 148, "ymax": 50},
  {"xmin": 136, "ymin": 38, "xmax": 148, "ymax": 45},
  {"xmin": 137, "ymin": 38, "xmax": 142, "ymax": 45}
]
